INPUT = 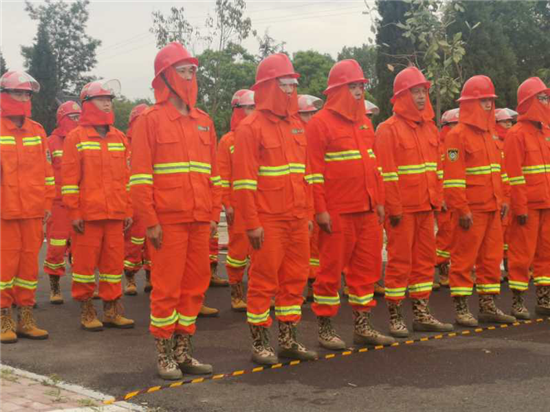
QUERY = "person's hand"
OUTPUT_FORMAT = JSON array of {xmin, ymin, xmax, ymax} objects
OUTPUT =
[
  {"xmin": 376, "ymin": 205, "xmax": 385, "ymax": 224},
  {"xmin": 247, "ymin": 227, "xmax": 264, "ymax": 250},
  {"xmin": 316, "ymin": 212, "xmax": 332, "ymax": 234},
  {"xmin": 389, "ymin": 215, "xmax": 402, "ymax": 227},
  {"xmin": 441, "ymin": 201, "xmax": 448, "ymax": 212},
  {"xmin": 308, "ymin": 220, "xmax": 314, "ymax": 236},
  {"xmin": 72, "ymin": 219, "xmax": 84, "ymax": 234},
  {"xmin": 500, "ymin": 203, "xmax": 509, "ymax": 220},
  {"xmin": 459, "ymin": 213, "xmax": 473, "ymax": 230},
  {"xmin": 147, "ymin": 224, "xmax": 163, "ymax": 250},
  {"xmin": 43, "ymin": 210, "xmax": 52, "ymax": 224},
  {"xmin": 225, "ymin": 206, "xmax": 234, "ymax": 226},
  {"xmin": 210, "ymin": 221, "xmax": 218, "ymax": 239},
  {"xmin": 123, "ymin": 217, "xmax": 133, "ymax": 232},
  {"xmin": 517, "ymin": 214, "xmax": 528, "ymax": 226}
]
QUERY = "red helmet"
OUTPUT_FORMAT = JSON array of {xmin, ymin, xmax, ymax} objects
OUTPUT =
[
  {"xmin": 128, "ymin": 104, "xmax": 149, "ymax": 125},
  {"xmin": 517, "ymin": 77, "xmax": 550, "ymax": 112},
  {"xmin": 231, "ymin": 89, "xmax": 251, "ymax": 107},
  {"xmin": 324, "ymin": 60, "xmax": 367, "ymax": 95},
  {"xmin": 252, "ymin": 53, "xmax": 300, "ymax": 90},
  {"xmin": 0, "ymin": 71, "xmax": 40, "ymax": 93},
  {"xmin": 80, "ymin": 79, "xmax": 121, "ymax": 102},
  {"xmin": 441, "ymin": 108, "xmax": 460, "ymax": 125},
  {"xmin": 364, "ymin": 100, "xmax": 379, "ymax": 115},
  {"xmin": 392, "ymin": 67, "xmax": 431, "ymax": 102},
  {"xmin": 56, "ymin": 101, "xmax": 81, "ymax": 123},
  {"xmin": 298, "ymin": 94, "xmax": 323, "ymax": 112},
  {"xmin": 457, "ymin": 75, "xmax": 497, "ymax": 102},
  {"xmin": 238, "ymin": 90, "xmax": 255, "ymax": 107},
  {"xmin": 495, "ymin": 108, "xmax": 518, "ymax": 122},
  {"xmin": 152, "ymin": 42, "xmax": 199, "ymax": 89}
]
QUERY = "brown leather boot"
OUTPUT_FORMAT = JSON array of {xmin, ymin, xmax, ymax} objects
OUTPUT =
[
  {"xmin": 80, "ymin": 299, "xmax": 103, "ymax": 331},
  {"xmin": 49, "ymin": 275, "xmax": 64, "ymax": 305},
  {"xmin": 16, "ymin": 306, "xmax": 48, "ymax": 340},
  {"xmin": 198, "ymin": 304, "xmax": 219, "ymax": 318},
  {"xmin": 210, "ymin": 262, "xmax": 229, "ymax": 287},
  {"xmin": 230, "ymin": 282, "xmax": 247, "ymax": 312},
  {"xmin": 144, "ymin": 270, "xmax": 152, "ymax": 293},
  {"xmin": 1, "ymin": 307, "xmax": 18, "ymax": 344},
  {"xmin": 103, "ymin": 299, "xmax": 134, "ymax": 329},
  {"xmin": 124, "ymin": 270, "xmax": 138, "ymax": 296}
]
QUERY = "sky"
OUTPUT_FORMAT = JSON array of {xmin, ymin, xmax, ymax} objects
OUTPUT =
[{"xmin": 1, "ymin": 0, "xmax": 377, "ymax": 100}]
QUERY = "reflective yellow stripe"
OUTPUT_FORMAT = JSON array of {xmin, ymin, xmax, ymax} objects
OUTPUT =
[
  {"xmin": 274, "ymin": 305, "xmax": 302, "ymax": 317},
  {"xmin": 190, "ymin": 161, "xmax": 211, "ymax": 174},
  {"xmin": 124, "ymin": 260, "xmax": 142, "ymax": 268},
  {"xmin": 131, "ymin": 237, "xmax": 145, "ymax": 245},
  {"xmin": 45, "ymin": 176, "xmax": 55, "ymax": 186},
  {"xmin": 521, "ymin": 164, "xmax": 550, "ymax": 174},
  {"xmin": 233, "ymin": 179, "xmax": 257, "ymax": 191},
  {"xmin": 52, "ymin": 150, "xmax": 63, "ymax": 157},
  {"xmin": 436, "ymin": 249, "xmax": 450, "ymax": 258},
  {"xmin": 313, "ymin": 294, "xmax": 340, "ymax": 305},
  {"xmin": 0, "ymin": 278, "xmax": 15, "ymax": 290},
  {"xmin": 408, "ymin": 282, "xmax": 433, "ymax": 293},
  {"xmin": 107, "ymin": 142, "xmax": 125, "ymax": 151},
  {"xmin": 129, "ymin": 174, "xmax": 153, "ymax": 186},
  {"xmin": 153, "ymin": 162, "xmax": 189, "ymax": 174},
  {"xmin": 476, "ymin": 283, "xmax": 500, "ymax": 293},
  {"xmin": 221, "ymin": 179, "xmax": 231, "ymax": 188},
  {"xmin": 509, "ymin": 176, "xmax": 526, "ymax": 186},
  {"xmin": 76, "ymin": 142, "xmax": 101, "ymax": 151},
  {"xmin": 22, "ymin": 136, "xmax": 42, "ymax": 146},
  {"xmin": 61, "ymin": 185, "xmax": 79, "ymax": 194},
  {"xmin": 367, "ymin": 149, "xmax": 376, "ymax": 159},
  {"xmin": 229, "ymin": 145, "xmax": 235, "ymax": 154},
  {"xmin": 0, "ymin": 136, "xmax": 16, "ymax": 145},
  {"xmin": 258, "ymin": 163, "xmax": 305, "ymax": 176},
  {"xmin": 309, "ymin": 258, "xmax": 320, "ymax": 267},
  {"xmin": 508, "ymin": 280, "xmax": 529, "ymax": 291},
  {"xmin": 450, "ymin": 286, "xmax": 473, "ymax": 296},
  {"xmin": 50, "ymin": 238, "xmax": 67, "ymax": 246},
  {"xmin": 325, "ymin": 150, "xmax": 362, "ymax": 162},
  {"xmin": 306, "ymin": 173, "xmax": 324, "ymax": 184},
  {"xmin": 14, "ymin": 278, "xmax": 38, "ymax": 290},
  {"xmin": 210, "ymin": 175, "xmax": 222, "ymax": 186},
  {"xmin": 443, "ymin": 179, "xmax": 466, "ymax": 188},
  {"xmin": 501, "ymin": 173, "xmax": 509, "ymax": 182},
  {"xmin": 226, "ymin": 255, "xmax": 248, "ymax": 268},
  {"xmin": 384, "ymin": 287, "xmax": 407, "ymax": 297},
  {"xmin": 99, "ymin": 274, "xmax": 122, "ymax": 284},
  {"xmin": 534, "ymin": 276, "xmax": 550, "ymax": 285},
  {"xmin": 44, "ymin": 260, "xmax": 65, "ymax": 269},
  {"xmin": 151, "ymin": 310, "xmax": 178, "ymax": 327},
  {"xmin": 437, "ymin": 170, "xmax": 444, "ymax": 179},
  {"xmin": 348, "ymin": 293, "xmax": 374, "ymax": 306},
  {"xmin": 381, "ymin": 172, "xmax": 399, "ymax": 182},
  {"xmin": 178, "ymin": 312, "xmax": 197, "ymax": 327},
  {"xmin": 247, "ymin": 310, "xmax": 270, "ymax": 324}
]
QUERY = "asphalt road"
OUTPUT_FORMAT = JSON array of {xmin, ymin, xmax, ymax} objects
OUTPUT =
[{"xmin": 2, "ymin": 246, "xmax": 549, "ymax": 412}]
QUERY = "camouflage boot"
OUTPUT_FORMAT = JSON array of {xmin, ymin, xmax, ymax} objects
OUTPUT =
[
  {"xmin": 49, "ymin": 275, "xmax": 64, "ymax": 305},
  {"xmin": 123, "ymin": 270, "xmax": 137, "ymax": 296},
  {"xmin": 317, "ymin": 316, "xmax": 346, "ymax": 351},
  {"xmin": 1, "ymin": 307, "xmax": 18, "ymax": 344},
  {"xmin": 144, "ymin": 270, "xmax": 152, "ymax": 293},
  {"xmin": 173, "ymin": 333, "xmax": 212, "ymax": 375},
  {"xmin": 478, "ymin": 295, "xmax": 516, "ymax": 324},
  {"xmin": 387, "ymin": 300, "xmax": 409, "ymax": 338},
  {"xmin": 511, "ymin": 290, "xmax": 531, "ymax": 320},
  {"xmin": 230, "ymin": 282, "xmax": 247, "ymax": 312},
  {"xmin": 249, "ymin": 324, "xmax": 278, "ymax": 365},
  {"xmin": 412, "ymin": 299, "xmax": 453, "ymax": 332},
  {"xmin": 154, "ymin": 337, "xmax": 182, "ymax": 380},
  {"xmin": 437, "ymin": 263, "xmax": 450, "ymax": 287},
  {"xmin": 453, "ymin": 296, "xmax": 478, "ymax": 327},
  {"xmin": 353, "ymin": 310, "xmax": 395, "ymax": 346},
  {"xmin": 278, "ymin": 321, "xmax": 318, "ymax": 361},
  {"xmin": 535, "ymin": 286, "xmax": 550, "ymax": 316}
]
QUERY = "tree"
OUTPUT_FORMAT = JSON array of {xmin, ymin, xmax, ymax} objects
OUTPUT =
[
  {"xmin": 292, "ymin": 50, "xmax": 335, "ymax": 99},
  {"xmin": 337, "ymin": 44, "xmax": 378, "ymax": 90},
  {"xmin": 209, "ymin": 0, "xmax": 252, "ymax": 51},
  {"xmin": 22, "ymin": 0, "xmax": 101, "ymax": 95},
  {"xmin": 150, "ymin": 6, "xmax": 206, "ymax": 53},
  {"xmin": 0, "ymin": 50, "xmax": 7, "ymax": 76},
  {"xmin": 255, "ymin": 28, "xmax": 286, "ymax": 60},
  {"xmin": 112, "ymin": 96, "xmax": 153, "ymax": 133},
  {"xmin": 26, "ymin": 21, "xmax": 58, "ymax": 133}
]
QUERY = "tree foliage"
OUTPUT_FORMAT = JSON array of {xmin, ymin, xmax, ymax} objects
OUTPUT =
[
  {"xmin": 337, "ymin": 44, "xmax": 378, "ymax": 91},
  {"xmin": 292, "ymin": 50, "xmax": 335, "ymax": 100},
  {"xmin": 0, "ymin": 50, "xmax": 7, "ymax": 76},
  {"xmin": 22, "ymin": 0, "xmax": 101, "ymax": 95},
  {"xmin": 150, "ymin": 6, "xmax": 206, "ymax": 53},
  {"xmin": 112, "ymin": 96, "xmax": 153, "ymax": 133},
  {"xmin": 255, "ymin": 28, "xmax": 287, "ymax": 60}
]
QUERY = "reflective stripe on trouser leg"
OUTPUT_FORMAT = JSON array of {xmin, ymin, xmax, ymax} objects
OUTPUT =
[
  {"xmin": 1, "ymin": 218, "xmax": 42, "ymax": 308},
  {"xmin": 123, "ymin": 214, "xmax": 147, "ymax": 272},
  {"xmin": 435, "ymin": 210, "xmax": 453, "ymax": 265},
  {"xmin": 408, "ymin": 212, "xmax": 436, "ymax": 299},
  {"xmin": 71, "ymin": 221, "xmax": 102, "ymax": 301},
  {"xmin": 44, "ymin": 201, "xmax": 71, "ymax": 276},
  {"xmin": 508, "ymin": 209, "xmax": 540, "ymax": 291},
  {"xmin": 226, "ymin": 226, "xmax": 250, "ymax": 284},
  {"xmin": 209, "ymin": 233, "xmax": 219, "ymax": 264},
  {"xmin": 309, "ymin": 222, "xmax": 320, "ymax": 280},
  {"xmin": 518, "ymin": 209, "xmax": 550, "ymax": 287}
]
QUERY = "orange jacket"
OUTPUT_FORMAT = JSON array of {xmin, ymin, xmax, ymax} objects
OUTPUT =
[
  {"xmin": 306, "ymin": 108, "xmax": 383, "ymax": 214},
  {"xmin": 1, "ymin": 117, "xmax": 55, "ymax": 219},
  {"xmin": 443, "ymin": 101, "xmax": 509, "ymax": 215},
  {"xmin": 47, "ymin": 133, "xmax": 65, "ymax": 202},
  {"xmin": 62, "ymin": 125, "xmax": 131, "ymax": 221},
  {"xmin": 504, "ymin": 121, "xmax": 550, "ymax": 215},
  {"xmin": 217, "ymin": 131, "xmax": 235, "ymax": 210},
  {"xmin": 129, "ymin": 102, "xmax": 222, "ymax": 228},
  {"xmin": 375, "ymin": 102, "xmax": 442, "ymax": 216}
]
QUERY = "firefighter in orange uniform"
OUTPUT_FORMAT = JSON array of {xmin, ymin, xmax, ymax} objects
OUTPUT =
[
  {"xmin": 375, "ymin": 67, "xmax": 453, "ymax": 338},
  {"xmin": 1, "ymin": 71, "xmax": 53, "ymax": 343},
  {"xmin": 44, "ymin": 101, "xmax": 81, "ymax": 304},
  {"xmin": 307, "ymin": 60, "xmax": 394, "ymax": 350},
  {"xmin": 218, "ymin": 89, "xmax": 255, "ymax": 312},
  {"xmin": 504, "ymin": 77, "xmax": 550, "ymax": 318},
  {"xmin": 130, "ymin": 42, "xmax": 222, "ymax": 380},
  {"xmin": 123, "ymin": 103, "xmax": 151, "ymax": 295},
  {"xmin": 233, "ymin": 53, "xmax": 318, "ymax": 365},
  {"xmin": 62, "ymin": 79, "xmax": 135, "ymax": 332},
  {"xmin": 297, "ymin": 94, "xmax": 323, "ymax": 302},
  {"xmin": 435, "ymin": 108, "xmax": 460, "ymax": 288},
  {"xmin": 443, "ymin": 75, "xmax": 516, "ymax": 326}
]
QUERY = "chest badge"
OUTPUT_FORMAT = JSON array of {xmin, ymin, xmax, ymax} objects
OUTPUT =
[
  {"xmin": 447, "ymin": 148, "xmax": 459, "ymax": 162},
  {"xmin": 198, "ymin": 125, "xmax": 210, "ymax": 132},
  {"xmin": 359, "ymin": 124, "xmax": 369, "ymax": 130},
  {"xmin": 291, "ymin": 128, "xmax": 304, "ymax": 135},
  {"xmin": 492, "ymin": 135, "xmax": 499, "ymax": 141}
]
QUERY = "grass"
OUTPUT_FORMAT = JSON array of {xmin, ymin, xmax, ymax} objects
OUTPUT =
[{"xmin": 0, "ymin": 368, "xmax": 19, "ymax": 383}]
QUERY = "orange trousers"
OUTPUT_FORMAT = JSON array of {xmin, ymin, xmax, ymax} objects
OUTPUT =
[
  {"xmin": 502, "ymin": 213, "xmax": 510, "ymax": 259},
  {"xmin": 123, "ymin": 213, "xmax": 151, "ymax": 273},
  {"xmin": 507, "ymin": 209, "xmax": 550, "ymax": 291},
  {"xmin": 225, "ymin": 225, "xmax": 251, "ymax": 284},
  {"xmin": 71, "ymin": 220, "xmax": 124, "ymax": 302},
  {"xmin": 309, "ymin": 222, "xmax": 320, "ymax": 280},
  {"xmin": 449, "ymin": 211, "xmax": 503, "ymax": 297},
  {"xmin": 209, "ymin": 233, "xmax": 219, "ymax": 265},
  {"xmin": 435, "ymin": 210, "xmax": 453, "ymax": 266},
  {"xmin": 246, "ymin": 218, "xmax": 309, "ymax": 327},
  {"xmin": 44, "ymin": 201, "xmax": 72, "ymax": 276},
  {"xmin": 312, "ymin": 212, "xmax": 382, "ymax": 317},
  {"xmin": 384, "ymin": 211, "xmax": 435, "ymax": 302},
  {"xmin": 1, "ymin": 218, "xmax": 43, "ymax": 308},
  {"xmin": 149, "ymin": 222, "xmax": 210, "ymax": 338}
]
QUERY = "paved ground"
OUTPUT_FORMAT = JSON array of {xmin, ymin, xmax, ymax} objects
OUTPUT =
[{"xmin": 1, "ymin": 245, "xmax": 549, "ymax": 412}]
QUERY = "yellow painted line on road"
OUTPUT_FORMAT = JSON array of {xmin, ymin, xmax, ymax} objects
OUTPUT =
[{"xmin": 103, "ymin": 317, "xmax": 549, "ymax": 405}]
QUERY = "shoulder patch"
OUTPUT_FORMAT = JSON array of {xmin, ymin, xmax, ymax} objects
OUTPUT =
[
  {"xmin": 291, "ymin": 128, "xmax": 304, "ymax": 135},
  {"xmin": 447, "ymin": 148, "xmax": 459, "ymax": 162},
  {"xmin": 359, "ymin": 124, "xmax": 369, "ymax": 130}
]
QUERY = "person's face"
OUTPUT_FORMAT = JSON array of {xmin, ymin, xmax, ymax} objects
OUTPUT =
[
  {"xmin": 300, "ymin": 111, "xmax": 315, "ymax": 123},
  {"xmin": 7, "ymin": 89, "xmax": 32, "ymax": 102},
  {"xmin": 348, "ymin": 82, "xmax": 364, "ymax": 100},
  {"xmin": 175, "ymin": 65, "xmax": 196, "ymax": 81},
  {"xmin": 536, "ymin": 92, "xmax": 550, "ymax": 106},
  {"xmin": 278, "ymin": 77, "xmax": 297, "ymax": 95},
  {"xmin": 68, "ymin": 113, "xmax": 80, "ymax": 122},
  {"xmin": 498, "ymin": 120, "xmax": 513, "ymax": 129},
  {"xmin": 242, "ymin": 105, "xmax": 255, "ymax": 116},
  {"xmin": 410, "ymin": 86, "xmax": 428, "ymax": 110},
  {"xmin": 479, "ymin": 98, "xmax": 493, "ymax": 111},
  {"xmin": 91, "ymin": 96, "xmax": 113, "ymax": 113}
]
